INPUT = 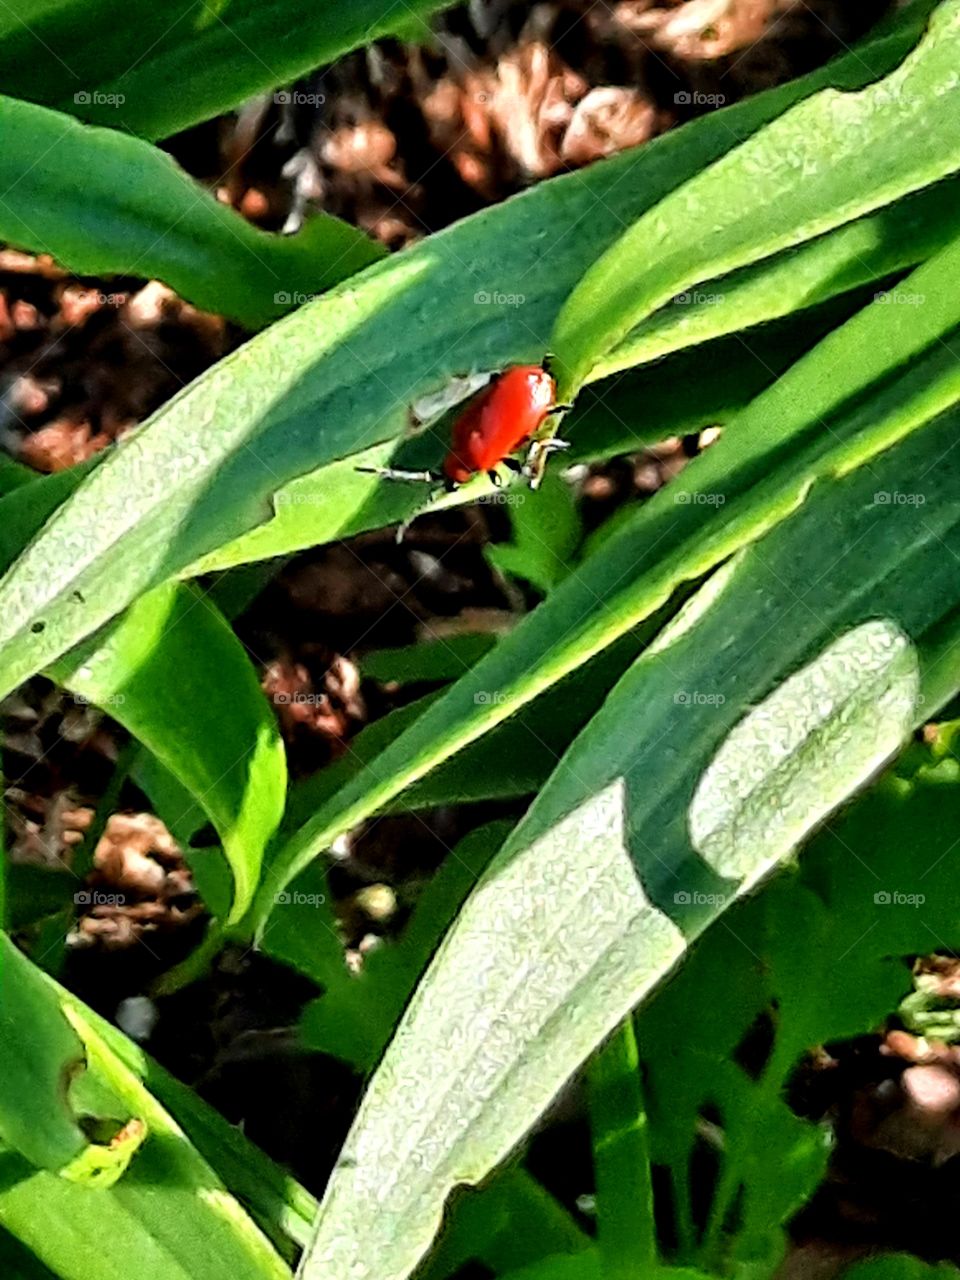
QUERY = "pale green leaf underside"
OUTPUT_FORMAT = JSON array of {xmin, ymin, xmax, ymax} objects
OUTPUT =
[
  {"xmin": 299, "ymin": 779, "xmax": 685, "ymax": 1280},
  {"xmin": 690, "ymin": 619, "xmax": 919, "ymax": 880}
]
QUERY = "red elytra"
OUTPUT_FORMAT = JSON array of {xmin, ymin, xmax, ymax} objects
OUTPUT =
[{"xmin": 442, "ymin": 364, "xmax": 557, "ymax": 485}]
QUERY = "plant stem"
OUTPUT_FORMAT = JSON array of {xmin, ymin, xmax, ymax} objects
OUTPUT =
[{"xmin": 587, "ymin": 1018, "xmax": 658, "ymax": 1277}]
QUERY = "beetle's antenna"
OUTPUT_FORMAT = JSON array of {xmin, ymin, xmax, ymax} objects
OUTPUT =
[
  {"xmin": 355, "ymin": 465, "xmax": 442, "ymax": 484},
  {"xmin": 356, "ymin": 465, "xmax": 454, "ymax": 541}
]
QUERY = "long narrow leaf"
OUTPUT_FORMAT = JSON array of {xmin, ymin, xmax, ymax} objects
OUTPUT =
[
  {"xmin": 52, "ymin": 582, "xmax": 286, "ymax": 924},
  {"xmin": 0, "ymin": 95, "xmax": 381, "ymax": 329},
  {"xmin": 0, "ymin": 0, "xmax": 457, "ymax": 140},
  {"xmin": 0, "ymin": 987, "xmax": 291, "ymax": 1280},
  {"xmin": 0, "ymin": 934, "xmax": 141, "ymax": 1183},
  {"xmin": 595, "ymin": 175, "xmax": 960, "ymax": 380},
  {"xmin": 551, "ymin": 0, "xmax": 960, "ymax": 394}
]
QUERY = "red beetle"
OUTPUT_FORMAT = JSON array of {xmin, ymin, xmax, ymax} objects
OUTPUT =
[
  {"xmin": 358, "ymin": 364, "xmax": 569, "ymax": 492},
  {"xmin": 442, "ymin": 364, "xmax": 557, "ymax": 484}
]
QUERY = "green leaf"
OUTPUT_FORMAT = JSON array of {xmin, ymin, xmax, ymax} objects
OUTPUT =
[
  {"xmin": 587, "ymin": 1021, "xmax": 656, "ymax": 1277},
  {"xmin": 0, "ymin": 990, "xmax": 292, "ymax": 1280},
  {"xmin": 485, "ymin": 473, "xmax": 581, "ymax": 596},
  {"xmin": 360, "ymin": 634, "xmax": 499, "ymax": 685},
  {"xmin": 459, "ymin": 1257, "xmax": 725, "ymax": 1280},
  {"xmin": 52, "ymin": 582, "xmax": 286, "ymax": 924},
  {"xmin": 4, "ymin": 724, "xmax": 305, "ymax": 1264},
  {"xmin": 596, "ymin": 174, "xmax": 960, "ymax": 379},
  {"xmin": 297, "ymin": 783, "xmax": 686, "ymax": 1280},
  {"xmin": 293, "ymin": 823, "xmax": 510, "ymax": 1069},
  {"xmin": 0, "ymin": 455, "xmax": 36, "ymax": 496},
  {"xmin": 131, "ymin": 751, "xmax": 208, "ymax": 849},
  {"xmin": 191, "ymin": 302, "xmax": 836, "ymax": 577},
  {"xmin": 437, "ymin": 742, "xmax": 960, "ymax": 1280},
  {"xmin": 254, "ymin": 861, "xmax": 344, "ymax": 1004},
  {"xmin": 0, "ymin": 931, "xmax": 146, "ymax": 1187},
  {"xmin": 51, "ymin": 979, "xmax": 316, "ymax": 1259},
  {"xmin": 0, "ymin": 0, "xmax": 457, "ymax": 140},
  {"xmin": 634, "ymin": 735, "xmax": 960, "ymax": 1272},
  {"xmin": 496, "ymin": 1255, "xmax": 603, "ymax": 1280},
  {"xmin": 0, "ymin": 934, "xmax": 142, "ymax": 1184},
  {"xmin": 417, "ymin": 1167, "xmax": 592, "ymax": 1280},
  {"xmin": 843, "ymin": 1262, "xmax": 959, "ymax": 1279},
  {"xmin": 0, "ymin": 14, "xmax": 935, "ymax": 701},
  {"xmin": 3, "ymin": 865, "xmax": 74, "ymax": 931},
  {"xmin": 499, "ymin": 1263, "xmax": 714, "ymax": 1280},
  {"xmin": 0, "ymin": 1226, "xmax": 59, "ymax": 1278},
  {"xmin": 296, "ymin": 409, "xmax": 960, "ymax": 1280},
  {"xmin": 0, "ymin": 305, "xmax": 819, "ymax": 689},
  {"xmin": 0, "ymin": 461, "xmax": 99, "ymax": 576},
  {"xmin": 0, "ymin": 95, "xmax": 381, "ymax": 329},
  {"xmin": 283, "ymin": 624, "xmax": 667, "ymax": 834},
  {"xmin": 551, "ymin": 0, "xmax": 960, "ymax": 394}
]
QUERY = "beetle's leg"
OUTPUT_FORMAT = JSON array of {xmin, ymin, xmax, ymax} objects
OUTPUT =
[
  {"xmin": 521, "ymin": 435, "xmax": 571, "ymax": 488},
  {"xmin": 521, "ymin": 437, "xmax": 546, "ymax": 484}
]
